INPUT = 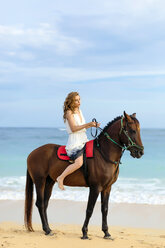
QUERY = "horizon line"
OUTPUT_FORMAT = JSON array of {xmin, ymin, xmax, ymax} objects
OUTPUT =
[{"xmin": 0, "ymin": 126, "xmax": 164, "ymax": 130}]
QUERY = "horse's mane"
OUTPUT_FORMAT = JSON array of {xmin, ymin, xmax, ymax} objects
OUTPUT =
[{"xmin": 98, "ymin": 115, "xmax": 122, "ymax": 138}]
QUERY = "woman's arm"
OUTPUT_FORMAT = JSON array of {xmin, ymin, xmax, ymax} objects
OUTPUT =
[{"xmin": 66, "ymin": 110, "xmax": 100, "ymax": 132}]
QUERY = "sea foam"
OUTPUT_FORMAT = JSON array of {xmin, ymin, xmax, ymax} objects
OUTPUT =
[{"xmin": 0, "ymin": 176, "xmax": 165, "ymax": 205}]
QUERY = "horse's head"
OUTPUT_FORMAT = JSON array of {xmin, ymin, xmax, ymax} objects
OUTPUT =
[{"xmin": 120, "ymin": 111, "xmax": 144, "ymax": 158}]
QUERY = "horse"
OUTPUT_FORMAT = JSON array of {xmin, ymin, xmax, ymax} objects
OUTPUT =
[{"xmin": 24, "ymin": 111, "xmax": 144, "ymax": 239}]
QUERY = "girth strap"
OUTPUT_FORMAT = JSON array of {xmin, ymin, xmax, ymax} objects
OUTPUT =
[{"xmin": 81, "ymin": 144, "xmax": 89, "ymax": 186}]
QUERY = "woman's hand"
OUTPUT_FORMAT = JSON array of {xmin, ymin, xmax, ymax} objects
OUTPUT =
[
  {"xmin": 66, "ymin": 110, "xmax": 101, "ymax": 131},
  {"xmin": 89, "ymin": 122, "xmax": 101, "ymax": 128}
]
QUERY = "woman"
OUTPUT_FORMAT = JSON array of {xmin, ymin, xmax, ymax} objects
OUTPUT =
[{"xmin": 57, "ymin": 92, "xmax": 100, "ymax": 190}]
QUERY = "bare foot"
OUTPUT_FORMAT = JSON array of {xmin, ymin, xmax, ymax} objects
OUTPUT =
[{"xmin": 57, "ymin": 177, "xmax": 65, "ymax": 190}]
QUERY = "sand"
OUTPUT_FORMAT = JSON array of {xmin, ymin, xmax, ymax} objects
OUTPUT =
[{"xmin": 0, "ymin": 200, "xmax": 165, "ymax": 248}]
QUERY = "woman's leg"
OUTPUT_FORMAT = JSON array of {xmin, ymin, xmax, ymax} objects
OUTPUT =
[{"xmin": 57, "ymin": 155, "xmax": 83, "ymax": 190}]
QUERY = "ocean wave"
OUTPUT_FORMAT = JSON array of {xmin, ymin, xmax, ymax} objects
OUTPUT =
[
  {"xmin": 0, "ymin": 176, "xmax": 165, "ymax": 205},
  {"xmin": 58, "ymin": 128, "xmax": 66, "ymax": 131}
]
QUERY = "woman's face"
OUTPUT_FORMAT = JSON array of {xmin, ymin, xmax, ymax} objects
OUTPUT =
[{"xmin": 74, "ymin": 95, "xmax": 81, "ymax": 108}]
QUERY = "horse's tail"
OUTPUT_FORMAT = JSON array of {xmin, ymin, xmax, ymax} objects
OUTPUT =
[{"xmin": 24, "ymin": 169, "xmax": 34, "ymax": 231}]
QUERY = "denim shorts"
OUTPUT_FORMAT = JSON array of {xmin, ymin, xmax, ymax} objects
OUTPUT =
[{"xmin": 69, "ymin": 145, "xmax": 85, "ymax": 161}]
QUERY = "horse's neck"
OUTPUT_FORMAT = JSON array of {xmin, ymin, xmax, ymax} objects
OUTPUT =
[{"xmin": 98, "ymin": 120, "xmax": 122, "ymax": 161}]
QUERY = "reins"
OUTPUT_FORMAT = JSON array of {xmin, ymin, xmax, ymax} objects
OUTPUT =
[
  {"xmin": 91, "ymin": 118, "xmax": 98, "ymax": 138},
  {"xmin": 90, "ymin": 119, "xmax": 121, "ymax": 165}
]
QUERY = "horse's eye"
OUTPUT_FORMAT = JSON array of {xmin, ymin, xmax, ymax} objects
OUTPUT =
[{"xmin": 130, "ymin": 129, "xmax": 136, "ymax": 134}]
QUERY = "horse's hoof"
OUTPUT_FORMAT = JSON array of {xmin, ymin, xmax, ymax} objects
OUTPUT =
[
  {"xmin": 45, "ymin": 230, "xmax": 54, "ymax": 236},
  {"xmin": 104, "ymin": 235, "xmax": 113, "ymax": 240},
  {"xmin": 81, "ymin": 235, "xmax": 89, "ymax": 240}
]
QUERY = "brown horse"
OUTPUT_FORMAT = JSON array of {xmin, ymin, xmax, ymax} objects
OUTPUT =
[{"xmin": 24, "ymin": 111, "xmax": 144, "ymax": 239}]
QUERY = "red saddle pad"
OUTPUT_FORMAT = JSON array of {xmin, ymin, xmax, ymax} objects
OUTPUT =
[{"xmin": 57, "ymin": 140, "xmax": 94, "ymax": 160}]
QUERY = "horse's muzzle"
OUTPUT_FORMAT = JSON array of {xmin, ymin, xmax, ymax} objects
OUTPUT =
[{"xmin": 130, "ymin": 148, "xmax": 144, "ymax": 158}]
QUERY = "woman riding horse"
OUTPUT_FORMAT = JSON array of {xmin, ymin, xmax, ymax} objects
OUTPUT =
[
  {"xmin": 57, "ymin": 92, "xmax": 100, "ymax": 190},
  {"xmin": 24, "ymin": 96, "xmax": 144, "ymax": 239}
]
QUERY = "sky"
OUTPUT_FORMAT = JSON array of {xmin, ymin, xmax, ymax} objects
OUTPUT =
[{"xmin": 0, "ymin": 0, "xmax": 165, "ymax": 128}]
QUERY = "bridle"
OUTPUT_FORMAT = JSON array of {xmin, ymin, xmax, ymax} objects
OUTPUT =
[
  {"xmin": 119, "ymin": 117, "xmax": 144, "ymax": 151},
  {"xmin": 91, "ymin": 116, "xmax": 144, "ymax": 153}
]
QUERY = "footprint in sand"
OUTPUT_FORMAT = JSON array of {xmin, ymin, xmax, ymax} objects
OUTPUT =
[{"xmin": 160, "ymin": 235, "xmax": 165, "ymax": 238}]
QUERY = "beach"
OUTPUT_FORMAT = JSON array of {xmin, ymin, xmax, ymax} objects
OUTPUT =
[
  {"xmin": 0, "ymin": 199, "xmax": 165, "ymax": 248},
  {"xmin": 1, "ymin": 0, "xmax": 165, "ymax": 245},
  {"xmin": 0, "ymin": 128, "xmax": 165, "ymax": 247}
]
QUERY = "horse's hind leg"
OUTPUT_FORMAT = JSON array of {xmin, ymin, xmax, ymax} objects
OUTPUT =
[
  {"xmin": 82, "ymin": 186, "xmax": 100, "ymax": 239},
  {"xmin": 35, "ymin": 177, "xmax": 51, "ymax": 235},
  {"xmin": 101, "ymin": 188, "xmax": 111, "ymax": 239},
  {"xmin": 44, "ymin": 176, "xmax": 55, "ymax": 233}
]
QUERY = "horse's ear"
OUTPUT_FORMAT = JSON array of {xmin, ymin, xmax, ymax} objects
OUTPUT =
[
  {"xmin": 131, "ymin": 113, "xmax": 136, "ymax": 118},
  {"xmin": 124, "ymin": 111, "xmax": 132, "ymax": 122}
]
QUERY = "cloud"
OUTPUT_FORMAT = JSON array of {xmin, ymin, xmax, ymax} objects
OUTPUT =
[
  {"xmin": 0, "ymin": 23, "xmax": 87, "ymax": 56},
  {"xmin": 0, "ymin": 0, "xmax": 165, "ymax": 127},
  {"xmin": 54, "ymin": 0, "xmax": 165, "ymax": 23},
  {"xmin": 6, "ymin": 51, "xmax": 35, "ymax": 60},
  {"xmin": 56, "ymin": 0, "xmax": 165, "ymax": 44},
  {"xmin": 1, "ymin": 59, "xmax": 165, "ymax": 86}
]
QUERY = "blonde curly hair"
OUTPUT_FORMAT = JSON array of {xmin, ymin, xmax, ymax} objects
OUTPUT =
[{"xmin": 63, "ymin": 92, "xmax": 79, "ymax": 122}]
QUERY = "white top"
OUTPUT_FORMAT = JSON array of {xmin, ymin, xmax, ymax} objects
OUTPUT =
[{"xmin": 65, "ymin": 109, "xmax": 88, "ymax": 156}]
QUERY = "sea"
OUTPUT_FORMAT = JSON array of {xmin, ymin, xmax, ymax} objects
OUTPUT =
[{"xmin": 0, "ymin": 127, "xmax": 165, "ymax": 205}]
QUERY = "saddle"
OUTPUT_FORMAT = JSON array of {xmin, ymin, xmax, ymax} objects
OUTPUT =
[
  {"xmin": 57, "ymin": 140, "xmax": 94, "ymax": 161},
  {"xmin": 57, "ymin": 140, "xmax": 94, "ymax": 186}
]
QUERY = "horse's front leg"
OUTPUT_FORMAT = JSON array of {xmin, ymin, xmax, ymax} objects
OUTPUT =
[
  {"xmin": 81, "ymin": 186, "xmax": 100, "ymax": 239},
  {"xmin": 101, "ymin": 187, "xmax": 111, "ymax": 239}
]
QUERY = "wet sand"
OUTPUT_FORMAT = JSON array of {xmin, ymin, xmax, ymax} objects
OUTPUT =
[{"xmin": 0, "ymin": 200, "xmax": 165, "ymax": 247}]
